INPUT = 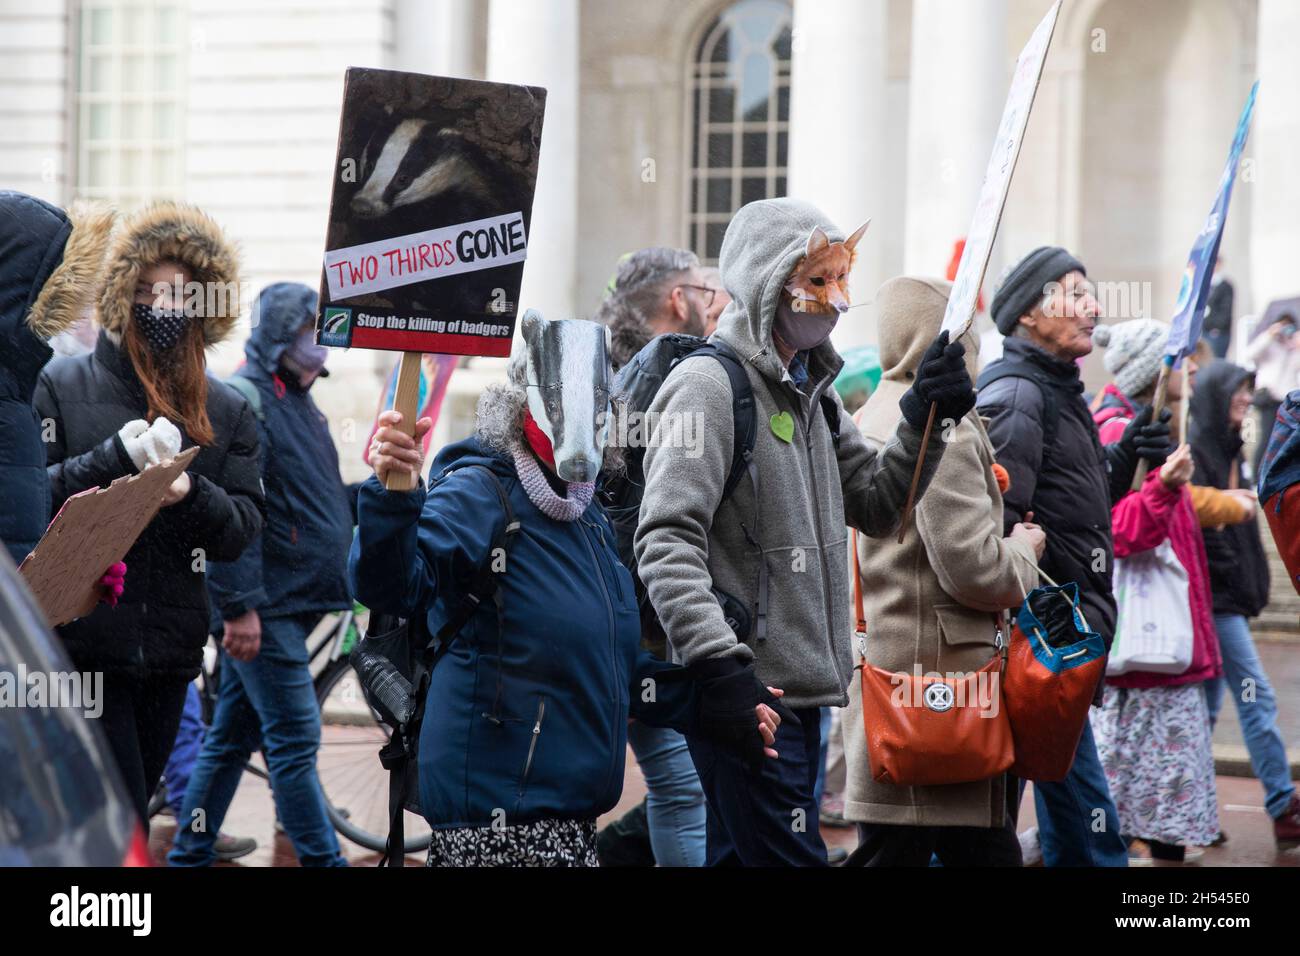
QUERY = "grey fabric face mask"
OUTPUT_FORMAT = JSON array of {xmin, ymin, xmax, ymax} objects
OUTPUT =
[{"xmin": 773, "ymin": 298, "xmax": 839, "ymax": 352}]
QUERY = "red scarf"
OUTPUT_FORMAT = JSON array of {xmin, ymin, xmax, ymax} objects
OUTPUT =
[{"xmin": 522, "ymin": 408, "xmax": 556, "ymax": 471}]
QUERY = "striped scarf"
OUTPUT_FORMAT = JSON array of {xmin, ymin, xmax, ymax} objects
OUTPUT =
[{"xmin": 509, "ymin": 441, "xmax": 594, "ymax": 522}]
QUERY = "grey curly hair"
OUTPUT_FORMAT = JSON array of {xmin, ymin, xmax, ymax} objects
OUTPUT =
[{"xmin": 475, "ymin": 347, "xmax": 625, "ymax": 476}]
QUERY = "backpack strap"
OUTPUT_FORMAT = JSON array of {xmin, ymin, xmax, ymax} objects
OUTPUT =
[
  {"xmin": 819, "ymin": 393, "xmax": 842, "ymax": 450},
  {"xmin": 690, "ymin": 340, "xmax": 758, "ymax": 502},
  {"xmin": 422, "ymin": 465, "xmax": 519, "ymax": 669},
  {"xmin": 976, "ymin": 360, "xmax": 1060, "ymax": 460},
  {"xmin": 225, "ymin": 373, "xmax": 264, "ymax": 424},
  {"xmin": 379, "ymin": 463, "xmax": 520, "ymax": 867},
  {"xmin": 692, "ymin": 341, "xmax": 775, "ymax": 643}
]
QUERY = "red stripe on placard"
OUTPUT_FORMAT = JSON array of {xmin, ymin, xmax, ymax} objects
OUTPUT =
[{"xmin": 349, "ymin": 325, "xmax": 513, "ymax": 356}]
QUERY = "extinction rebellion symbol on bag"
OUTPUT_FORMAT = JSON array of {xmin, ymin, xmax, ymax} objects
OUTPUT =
[{"xmin": 923, "ymin": 683, "xmax": 955, "ymax": 713}]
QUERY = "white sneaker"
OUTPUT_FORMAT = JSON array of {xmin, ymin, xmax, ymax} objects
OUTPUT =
[{"xmin": 1019, "ymin": 826, "xmax": 1043, "ymax": 866}]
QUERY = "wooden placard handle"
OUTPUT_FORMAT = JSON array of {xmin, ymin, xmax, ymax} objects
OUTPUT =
[
  {"xmin": 384, "ymin": 351, "xmax": 424, "ymax": 492},
  {"xmin": 1130, "ymin": 358, "xmax": 1172, "ymax": 491},
  {"xmin": 896, "ymin": 401, "xmax": 938, "ymax": 544}
]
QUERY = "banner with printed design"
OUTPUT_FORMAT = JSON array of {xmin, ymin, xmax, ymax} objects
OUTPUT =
[{"xmin": 1164, "ymin": 81, "xmax": 1258, "ymax": 363}]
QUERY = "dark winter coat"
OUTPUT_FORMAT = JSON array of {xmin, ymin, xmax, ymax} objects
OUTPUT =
[
  {"xmin": 32, "ymin": 201, "xmax": 263, "ymax": 678},
  {"xmin": 35, "ymin": 333, "xmax": 264, "ymax": 677},
  {"xmin": 1190, "ymin": 360, "xmax": 1270, "ymax": 618},
  {"xmin": 349, "ymin": 437, "xmax": 695, "ymax": 829},
  {"xmin": 976, "ymin": 336, "xmax": 1126, "ymax": 650},
  {"xmin": 0, "ymin": 192, "xmax": 113, "ymax": 565},
  {"xmin": 206, "ymin": 283, "xmax": 352, "ymax": 627}
]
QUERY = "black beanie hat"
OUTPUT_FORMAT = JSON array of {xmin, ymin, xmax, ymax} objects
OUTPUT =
[{"xmin": 991, "ymin": 246, "xmax": 1086, "ymax": 336}]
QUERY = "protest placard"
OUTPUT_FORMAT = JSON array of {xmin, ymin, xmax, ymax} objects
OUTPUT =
[
  {"xmin": 316, "ymin": 68, "xmax": 546, "ymax": 358},
  {"xmin": 19, "ymin": 448, "xmax": 199, "ymax": 627},
  {"xmin": 900, "ymin": 0, "xmax": 1061, "ymax": 542},
  {"xmin": 939, "ymin": 0, "xmax": 1061, "ymax": 341},
  {"xmin": 317, "ymin": 68, "xmax": 546, "ymax": 490}
]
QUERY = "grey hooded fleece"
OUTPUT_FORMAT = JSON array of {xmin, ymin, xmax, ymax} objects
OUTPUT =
[{"xmin": 634, "ymin": 198, "xmax": 948, "ymax": 708}]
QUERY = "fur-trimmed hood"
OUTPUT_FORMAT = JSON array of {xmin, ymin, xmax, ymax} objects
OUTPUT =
[
  {"xmin": 98, "ymin": 201, "xmax": 242, "ymax": 347},
  {"xmin": 0, "ymin": 190, "xmax": 113, "ymax": 565},
  {"xmin": 0, "ymin": 190, "xmax": 114, "ymax": 355}
]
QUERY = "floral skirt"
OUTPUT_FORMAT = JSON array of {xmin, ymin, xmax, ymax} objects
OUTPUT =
[
  {"xmin": 1090, "ymin": 683, "xmax": 1219, "ymax": 847},
  {"xmin": 425, "ymin": 818, "xmax": 599, "ymax": 867}
]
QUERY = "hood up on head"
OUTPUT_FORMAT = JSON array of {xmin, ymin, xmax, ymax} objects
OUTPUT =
[
  {"xmin": 0, "ymin": 192, "xmax": 114, "ymax": 374},
  {"xmin": 246, "ymin": 282, "xmax": 319, "ymax": 376},
  {"xmin": 875, "ymin": 276, "xmax": 975, "ymax": 384},
  {"xmin": 1189, "ymin": 359, "xmax": 1254, "ymax": 457},
  {"xmin": 0, "ymin": 193, "xmax": 115, "ymax": 404},
  {"xmin": 98, "ymin": 201, "xmax": 242, "ymax": 347},
  {"xmin": 715, "ymin": 197, "xmax": 855, "ymax": 384}
]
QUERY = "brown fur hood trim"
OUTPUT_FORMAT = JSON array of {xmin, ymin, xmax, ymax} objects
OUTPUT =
[
  {"xmin": 27, "ymin": 201, "xmax": 116, "ymax": 341},
  {"xmin": 98, "ymin": 201, "xmax": 242, "ymax": 347}
]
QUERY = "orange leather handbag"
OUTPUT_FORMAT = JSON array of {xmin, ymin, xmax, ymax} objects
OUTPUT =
[{"xmin": 853, "ymin": 531, "xmax": 1015, "ymax": 787}]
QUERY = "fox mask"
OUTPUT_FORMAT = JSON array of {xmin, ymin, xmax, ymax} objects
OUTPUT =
[{"xmin": 783, "ymin": 220, "xmax": 870, "ymax": 315}]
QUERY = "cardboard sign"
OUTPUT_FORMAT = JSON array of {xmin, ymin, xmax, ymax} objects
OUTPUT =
[
  {"xmin": 19, "ymin": 448, "xmax": 199, "ymax": 627},
  {"xmin": 941, "ymin": 0, "xmax": 1062, "ymax": 338},
  {"xmin": 1165, "ymin": 81, "xmax": 1258, "ymax": 362},
  {"xmin": 316, "ymin": 68, "xmax": 546, "ymax": 357}
]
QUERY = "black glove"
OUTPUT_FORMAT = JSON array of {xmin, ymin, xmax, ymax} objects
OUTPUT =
[
  {"xmin": 689, "ymin": 656, "xmax": 797, "ymax": 769},
  {"xmin": 899, "ymin": 330, "xmax": 976, "ymax": 430},
  {"xmin": 1105, "ymin": 405, "xmax": 1172, "ymax": 501},
  {"xmin": 1128, "ymin": 405, "xmax": 1173, "ymax": 466}
]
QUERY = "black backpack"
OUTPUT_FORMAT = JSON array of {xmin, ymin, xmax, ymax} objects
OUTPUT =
[
  {"xmin": 604, "ymin": 333, "xmax": 840, "ymax": 654},
  {"xmin": 349, "ymin": 463, "xmax": 520, "ymax": 866},
  {"xmin": 976, "ymin": 359, "xmax": 1062, "ymax": 460}
]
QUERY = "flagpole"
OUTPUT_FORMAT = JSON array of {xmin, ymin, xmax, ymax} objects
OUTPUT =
[{"xmin": 1131, "ymin": 355, "xmax": 1173, "ymax": 490}]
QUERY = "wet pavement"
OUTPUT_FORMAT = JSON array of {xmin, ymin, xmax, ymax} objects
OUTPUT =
[
  {"xmin": 147, "ymin": 738, "xmax": 1300, "ymax": 868},
  {"xmin": 145, "ymin": 632, "xmax": 1300, "ymax": 868}
]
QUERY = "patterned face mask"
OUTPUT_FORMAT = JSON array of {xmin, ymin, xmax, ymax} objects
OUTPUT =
[{"xmin": 132, "ymin": 303, "xmax": 190, "ymax": 352}]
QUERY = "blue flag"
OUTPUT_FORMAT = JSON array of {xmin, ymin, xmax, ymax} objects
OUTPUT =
[{"xmin": 1166, "ymin": 81, "xmax": 1258, "ymax": 363}]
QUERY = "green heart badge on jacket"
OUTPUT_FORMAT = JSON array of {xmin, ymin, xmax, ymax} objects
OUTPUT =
[{"xmin": 770, "ymin": 411, "xmax": 794, "ymax": 443}]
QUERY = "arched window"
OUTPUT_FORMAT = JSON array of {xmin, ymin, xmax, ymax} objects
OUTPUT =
[{"xmin": 687, "ymin": 0, "xmax": 792, "ymax": 263}]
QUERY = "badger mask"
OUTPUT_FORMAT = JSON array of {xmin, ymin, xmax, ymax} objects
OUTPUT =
[{"xmin": 521, "ymin": 310, "xmax": 612, "ymax": 484}]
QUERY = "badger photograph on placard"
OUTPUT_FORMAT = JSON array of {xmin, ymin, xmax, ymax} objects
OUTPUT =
[{"xmin": 317, "ymin": 67, "xmax": 545, "ymax": 357}]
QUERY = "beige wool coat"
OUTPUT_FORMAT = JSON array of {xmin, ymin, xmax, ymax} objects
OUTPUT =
[{"xmin": 842, "ymin": 277, "xmax": 1039, "ymax": 828}]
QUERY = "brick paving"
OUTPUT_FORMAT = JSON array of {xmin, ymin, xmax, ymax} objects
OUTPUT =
[{"xmin": 147, "ymin": 738, "xmax": 1300, "ymax": 868}]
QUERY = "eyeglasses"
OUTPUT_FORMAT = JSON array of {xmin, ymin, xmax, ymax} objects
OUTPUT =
[
  {"xmin": 527, "ymin": 381, "xmax": 611, "ymax": 400},
  {"xmin": 677, "ymin": 284, "xmax": 717, "ymax": 308}
]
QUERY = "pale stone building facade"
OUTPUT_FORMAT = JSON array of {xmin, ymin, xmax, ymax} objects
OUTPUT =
[{"xmin": 2, "ymin": 0, "xmax": 1296, "ymax": 481}]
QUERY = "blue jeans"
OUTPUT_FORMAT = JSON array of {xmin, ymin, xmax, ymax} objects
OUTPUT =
[
  {"xmin": 1031, "ymin": 719, "xmax": 1128, "ymax": 867},
  {"xmin": 626, "ymin": 721, "xmax": 706, "ymax": 867},
  {"xmin": 163, "ymin": 682, "xmax": 206, "ymax": 814},
  {"xmin": 813, "ymin": 707, "xmax": 832, "ymax": 806},
  {"xmin": 686, "ymin": 706, "xmax": 828, "ymax": 866},
  {"xmin": 169, "ymin": 613, "xmax": 346, "ymax": 867},
  {"xmin": 1205, "ymin": 613, "xmax": 1296, "ymax": 819}
]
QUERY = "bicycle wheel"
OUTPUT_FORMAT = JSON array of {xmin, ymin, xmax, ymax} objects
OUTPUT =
[{"xmin": 315, "ymin": 656, "xmax": 431, "ymax": 855}]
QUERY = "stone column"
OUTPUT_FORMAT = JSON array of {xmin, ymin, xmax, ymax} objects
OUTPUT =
[
  {"xmin": 1250, "ymin": 0, "xmax": 1300, "ymax": 315},
  {"xmin": 487, "ymin": 0, "xmax": 578, "ymax": 321},
  {"xmin": 901, "ymin": 0, "xmax": 1007, "ymax": 278},
  {"xmin": 788, "ymin": 0, "xmax": 888, "ymax": 348},
  {"xmin": 393, "ymin": 0, "xmax": 481, "ymax": 77}
]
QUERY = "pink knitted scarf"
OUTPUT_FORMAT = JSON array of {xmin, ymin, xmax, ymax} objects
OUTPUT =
[{"xmin": 509, "ymin": 441, "xmax": 594, "ymax": 522}]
